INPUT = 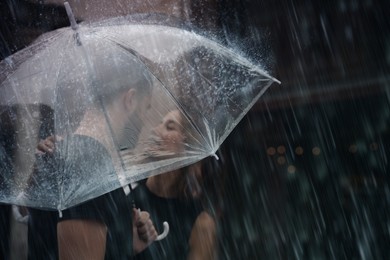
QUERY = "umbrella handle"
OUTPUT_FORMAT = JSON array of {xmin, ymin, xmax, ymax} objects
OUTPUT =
[
  {"xmin": 12, "ymin": 205, "xmax": 29, "ymax": 224},
  {"xmin": 155, "ymin": 221, "xmax": 170, "ymax": 241}
]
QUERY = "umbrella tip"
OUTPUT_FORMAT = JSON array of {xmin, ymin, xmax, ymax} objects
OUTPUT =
[
  {"xmin": 272, "ymin": 77, "xmax": 282, "ymax": 85},
  {"xmin": 64, "ymin": 1, "xmax": 78, "ymax": 30},
  {"xmin": 211, "ymin": 153, "xmax": 219, "ymax": 160}
]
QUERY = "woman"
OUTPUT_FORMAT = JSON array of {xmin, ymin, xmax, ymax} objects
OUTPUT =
[{"xmin": 132, "ymin": 109, "xmax": 220, "ymax": 260}]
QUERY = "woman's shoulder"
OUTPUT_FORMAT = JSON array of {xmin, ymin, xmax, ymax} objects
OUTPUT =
[{"xmin": 188, "ymin": 211, "xmax": 218, "ymax": 260}]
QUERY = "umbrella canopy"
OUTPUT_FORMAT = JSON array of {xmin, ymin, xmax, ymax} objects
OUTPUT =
[{"xmin": 0, "ymin": 4, "xmax": 280, "ymax": 210}]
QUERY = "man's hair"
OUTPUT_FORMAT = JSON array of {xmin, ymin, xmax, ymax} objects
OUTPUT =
[
  {"xmin": 55, "ymin": 40, "xmax": 153, "ymax": 132},
  {"xmin": 90, "ymin": 42, "xmax": 153, "ymax": 104},
  {"xmin": 57, "ymin": 40, "xmax": 153, "ymax": 103}
]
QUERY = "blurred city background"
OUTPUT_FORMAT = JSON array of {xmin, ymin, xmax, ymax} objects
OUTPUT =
[{"xmin": 1, "ymin": 0, "xmax": 389, "ymax": 259}]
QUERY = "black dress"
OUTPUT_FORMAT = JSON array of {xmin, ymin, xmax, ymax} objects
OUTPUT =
[{"xmin": 132, "ymin": 181, "xmax": 202, "ymax": 260}]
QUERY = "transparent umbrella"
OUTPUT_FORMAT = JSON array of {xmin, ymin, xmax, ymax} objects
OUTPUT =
[{"xmin": 0, "ymin": 2, "xmax": 280, "ymax": 211}]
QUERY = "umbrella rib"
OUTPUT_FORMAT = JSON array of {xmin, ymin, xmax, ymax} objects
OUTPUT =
[
  {"xmin": 52, "ymin": 33, "xmax": 76, "ymax": 210},
  {"xmin": 94, "ymin": 24, "xmax": 169, "ymax": 48},
  {"xmin": 218, "ymin": 79, "xmax": 274, "ymax": 151},
  {"xmin": 185, "ymin": 62, "xmax": 244, "ymax": 144},
  {"xmin": 184, "ymin": 61, "xmax": 276, "ymax": 153}
]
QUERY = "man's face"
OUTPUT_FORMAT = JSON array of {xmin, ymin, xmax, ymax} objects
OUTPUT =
[
  {"xmin": 119, "ymin": 94, "xmax": 151, "ymax": 150},
  {"xmin": 136, "ymin": 93, "xmax": 152, "ymax": 126}
]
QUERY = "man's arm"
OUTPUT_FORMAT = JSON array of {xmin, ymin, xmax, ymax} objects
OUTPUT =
[
  {"xmin": 44, "ymin": 136, "xmax": 157, "ymax": 257},
  {"xmin": 57, "ymin": 219, "xmax": 107, "ymax": 260}
]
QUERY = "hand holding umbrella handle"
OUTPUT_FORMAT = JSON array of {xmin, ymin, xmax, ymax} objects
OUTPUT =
[
  {"xmin": 135, "ymin": 208, "xmax": 169, "ymax": 241},
  {"xmin": 155, "ymin": 221, "xmax": 170, "ymax": 241}
]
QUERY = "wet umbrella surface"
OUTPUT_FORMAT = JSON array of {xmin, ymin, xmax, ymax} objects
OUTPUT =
[{"xmin": 0, "ymin": 3, "xmax": 279, "ymax": 211}]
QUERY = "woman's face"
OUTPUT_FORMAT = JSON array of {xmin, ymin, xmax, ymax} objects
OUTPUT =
[{"xmin": 147, "ymin": 110, "xmax": 186, "ymax": 154}]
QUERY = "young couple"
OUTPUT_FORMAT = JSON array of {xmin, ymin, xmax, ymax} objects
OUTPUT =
[{"xmin": 29, "ymin": 40, "xmax": 218, "ymax": 259}]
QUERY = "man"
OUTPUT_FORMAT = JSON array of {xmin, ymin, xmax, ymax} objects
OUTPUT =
[{"xmin": 28, "ymin": 41, "xmax": 157, "ymax": 259}]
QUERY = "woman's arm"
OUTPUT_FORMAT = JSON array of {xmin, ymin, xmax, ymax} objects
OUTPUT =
[{"xmin": 187, "ymin": 211, "xmax": 217, "ymax": 260}]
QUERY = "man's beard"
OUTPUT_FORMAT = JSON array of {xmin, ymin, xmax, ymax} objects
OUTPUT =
[{"xmin": 118, "ymin": 111, "xmax": 143, "ymax": 150}]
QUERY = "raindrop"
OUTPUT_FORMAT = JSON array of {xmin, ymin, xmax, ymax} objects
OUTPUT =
[
  {"xmin": 287, "ymin": 165, "xmax": 296, "ymax": 174},
  {"xmin": 267, "ymin": 146, "xmax": 276, "ymax": 156},
  {"xmin": 32, "ymin": 111, "xmax": 40, "ymax": 118},
  {"xmin": 312, "ymin": 147, "xmax": 321, "ymax": 156},
  {"xmin": 277, "ymin": 145, "xmax": 286, "ymax": 154},
  {"xmin": 277, "ymin": 156, "xmax": 286, "ymax": 165},
  {"xmin": 295, "ymin": 146, "xmax": 304, "ymax": 155},
  {"xmin": 369, "ymin": 142, "xmax": 378, "ymax": 151},
  {"xmin": 349, "ymin": 144, "xmax": 358, "ymax": 153}
]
